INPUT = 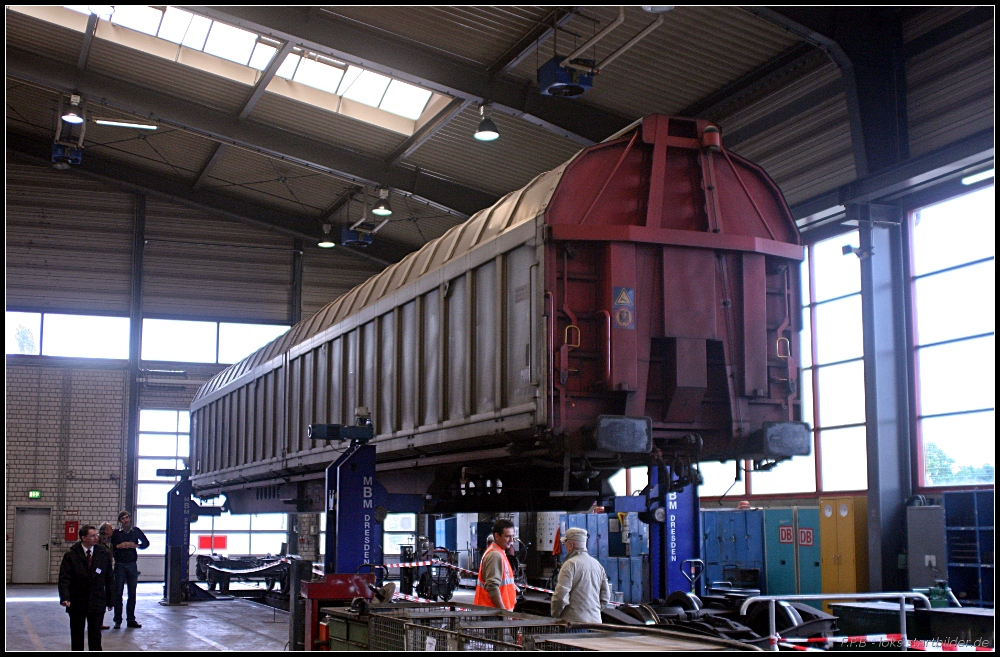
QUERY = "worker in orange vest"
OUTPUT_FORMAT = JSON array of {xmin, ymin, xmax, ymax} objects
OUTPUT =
[{"xmin": 474, "ymin": 519, "xmax": 518, "ymax": 610}]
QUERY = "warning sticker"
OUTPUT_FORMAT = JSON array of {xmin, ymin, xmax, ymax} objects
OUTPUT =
[{"xmin": 612, "ymin": 286, "xmax": 635, "ymax": 329}]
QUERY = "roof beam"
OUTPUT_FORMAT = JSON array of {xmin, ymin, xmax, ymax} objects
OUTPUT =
[
  {"xmin": 186, "ymin": 6, "xmax": 631, "ymax": 145},
  {"xmin": 489, "ymin": 7, "xmax": 577, "ymax": 76},
  {"xmin": 7, "ymin": 47, "xmax": 498, "ymax": 220},
  {"xmin": 904, "ymin": 6, "xmax": 994, "ymax": 58},
  {"xmin": 7, "ymin": 131, "xmax": 395, "ymax": 268},
  {"xmin": 385, "ymin": 97, "xmax": 470, "ymax": 168},
  {"xmin": 238, "ymin": 40, "xmax": 295, "ymax": 120},
  {"xmin": 77, "ymin": 12, "xmax": 99, "ymax": 70},
  {"xmin": 192, "ymin": 143, "xmax": 226, "ymax": 190},
  {"xmin": 723, "ymin": 78, "xmax": 845, "ymax": 148}
]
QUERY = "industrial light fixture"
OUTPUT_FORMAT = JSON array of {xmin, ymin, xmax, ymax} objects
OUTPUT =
[
  {"xmin": 87, "ymin": 5, "xmax": 115, "ymax": 18},
  {"xmin": 94, "ymin": 118, "xmax": 158, "ymax": 130},
  {"xmin": 962, "ymin": 168, "xmax": 994, "ymax": 185},
  {"xmin": 317, "ymin": 223, "xmax": 336, "ymax": 248},
  {"xmin": 371, "ymin": 188, "xmax": 392, "ymax": 216},
  {"xmin": 62, "ymin": 94, "xmax": 84, "ymax": 124},
  {"xmin": 474, "ymin": 104, "xmax": 499, "ymax": 142}
]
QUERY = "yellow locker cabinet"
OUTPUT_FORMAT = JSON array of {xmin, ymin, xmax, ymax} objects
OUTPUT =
[{"xmin": 820, "ymin": 496, "xmax": 869, "ymax": 594}]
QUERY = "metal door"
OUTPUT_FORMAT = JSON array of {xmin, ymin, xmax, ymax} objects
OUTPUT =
[
  {"xmin": 764, "ymin": 508, "xmax": 796, "ymax": 595},
  {"xmin": 12, "ymin": 507, "xmax": 51, "ymax": 583}
]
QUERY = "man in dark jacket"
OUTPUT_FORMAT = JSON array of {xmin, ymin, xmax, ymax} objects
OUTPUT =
[
  {"xmin": 59, "ymin": 524, "xmax": 115, "ymax": 650},
  {"xmin": 111, "ymin": 510, "xmax": 149, "ymax": 629}
]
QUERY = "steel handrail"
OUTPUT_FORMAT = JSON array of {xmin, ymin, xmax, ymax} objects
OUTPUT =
[{"xmin": 738, "ymin": 592, "xmax": 932, "ymax": 652}]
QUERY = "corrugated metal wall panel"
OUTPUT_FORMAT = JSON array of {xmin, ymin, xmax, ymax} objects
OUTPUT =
[
  {"xmin": 319, "ymin": 6, "xmax": 552, "ymax": 68},
  {"xmin": 903, "ymin": 7, "xmax": 977, "ymax": 42},
  {"xmin": 6, "ymin": 161, "xmax": 134, "ymax": 314},
  {"xmin": 406, "ymin": 104, "xmax": 581, "ymax": 197},
  {"xmin": 906, "ymin": 22, "xmax": 994, "ymax": 157},
  {"xmin": 247, "ymin": 93, "xmax": 407, "ymax": 160},
  {"xmin": 301, "ymin": 248, "xmax": 385, "ymax": 319},
  {"xmin": 142, "ymin": 199, "xmax": 295, "ymax": 322}
]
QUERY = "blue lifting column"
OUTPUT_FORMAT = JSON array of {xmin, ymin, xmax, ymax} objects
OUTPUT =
[
  {"xmin": 648, "ymin": 464, "xmax": 701, "ymax": 600},
  {"xmin": 161, "ymin": 470, "xmax": 222, "ymax": 604},
  {"xmin": 324, "ymin": 443, "xmax": 385, "ymax": 574}
]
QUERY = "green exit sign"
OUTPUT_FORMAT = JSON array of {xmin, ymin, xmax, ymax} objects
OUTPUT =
[{"xmin": 28, "ymin": 490, "xmax": 41, "ymax": 499}]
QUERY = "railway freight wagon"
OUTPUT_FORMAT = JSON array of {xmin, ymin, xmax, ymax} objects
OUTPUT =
[{"xmin": 190, "ymin": 114, "xmax": 809, "ymax": 512}]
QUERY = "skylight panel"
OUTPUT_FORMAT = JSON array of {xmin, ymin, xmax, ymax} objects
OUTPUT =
[
  {"xmin": 248, "ymin": 42, "xmax": 278, "ymax": 71},
  {"xmin": 157, "ymin": 6, "xmax": 194, "ymax": 45},
  {"xmin": 340, "ymin": 68, "xmax": 391, "ymax": 108},
  {"xmin": 293, "ymin": 57, "xmax": 345, "ymax": 95},
  {"xmin": 181, "ymin": 13, "xmax": 212, "ymax": 51},
  {"xmin": 379, "ymin": 80, "xmax": 433, "ymax": 120},
  {"xmin": 110, "ymin": 5, "xmax": 164, "ymax": 36},
  {"xmin": 336, "ymin": 66, "xmax": 363, "ymax": 96},
  {"xmin": 276, "ymin": 53, "xmax": 301, "ymax": 79},
  {"xmin": 203, "ymin": 21, "xmax": 259, "ymax": 66}
]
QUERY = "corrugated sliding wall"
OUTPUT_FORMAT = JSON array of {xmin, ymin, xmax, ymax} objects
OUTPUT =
[
  {"xmin": 906, "ymin": 20, "xmax": 994, "ymax": 158},
  {"xmin": 6, "ymin": 160, "xmax": 134, "ymax": 315},
  {"xmin": 300, "ymin": 248, "xmax": 385, "ymax": 319},
  {"xmin": 142, "ymin": 199, "xmax": 295, "ymax": 323}
]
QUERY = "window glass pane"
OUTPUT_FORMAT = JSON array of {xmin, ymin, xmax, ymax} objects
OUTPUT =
[
  {"xmin": 142, "ymin": 318, "xmax": 217, "ymax": 363},
  {"xmin": 250, "ymin": 532, "xmax": 287, "ymax": 556},
  {"xmin": 227, "ymin": 533, "xmax": 251, "ymax": 555},
  {"xmin": 912, "ymin": 186, "xmax": 995, "ymax": 276},
  {"xmin": 293, "ymin": 57, "xmax": 345, "ymax": 94},
  {"xmin": 384, "ymin": 513, "xmax": 416, "ymax": 532},
  {"xmin": 799, "ymin": 306, "xmax": 812, "ymax": 369},
  {"xmin": 181, "ymin": 14, "xmax": 212, "ymax": 50},
  {"xmin": 140, "ymin": 409, "xmax": 178, "ymax": 433},
  {"xmin": 178, "ymin": 411, "xmax": 191, "ymax": 434},
  {"xmin": 248, "ymin": 42, "xmax": 277, "ymax": 71},
  {"xmin": 811, "ymin": 231, "xmax": 860, "ymax": 302},
  {"xmin": 138, "ymin": 433, "xmax": 178, "ymax": 457},
  {"xmin": 816, "ymin": 360, "xmax": 866, "ymax": 428},
  {"xmin": 799, "ymin": 368, "xmax": 814, "ymax": 428},
  {"xmin": 336, "ymin": 65, "xmax": 363, "ymax": 95},
  {"xmin": 214, "ymin": 512, "xmax": 252, "ymax": 531},
  {"xmin": 6, "ymin": 311, "xmax": 41, "ymax": 355},
  {"xmin": 144, "ymin": 531, "xmax": 166, "ymax": 556},
  {"xmin": 203, "ymin": 21, "xmax": 259, "ymax": 66},
  {"xmin": 137, "ymin": 458, "xmax": 183, "ymax": 481},
  {"xmin": 190, "ymin": 515, "xmax": 215, "ymax": 532},
  {"xmin": 813, "ymin": 295, "xmax": 863, "ymax": 364},
  {"xmin": 750, "ymin": 452, "xmax": 817, "ymax": 495},
  {"xmin": 177, "ymin": 437, "xmax": 190, "ymax": 458},
  {"xmin": 921, "ymin": 411, "xmax": 995, "ymax": 487},
  {"xmin": 915, "ymin": 261, "xmax": 995, "ymax": 345},
  {"xmin": 384, "ymin": 533, "xmax": 416, "ymax": 556},
  {"xmin": 136, "ymin": 507, "xmax": 167, "ymax": 531},
  {"xmin": 249, "ymin": 513, "xmax": 286, "ymax": 531},
  {"xmin": 379, "ymin": 80, "xmax": 432, "ymax": 120},
  {"xmin": 340, "ymin": 69, "xmax": 391, "ymax": 107},
  {"xmin": 698, "ymin": 461, "xmax": 745, "ymax": 497},
  {"xmin": 801, "ymin": 249, "xmax": 811, "ymax": 308},
  {"xmin": 607, "ymin": 467, "xmax": 648, "ymax": 497},
  {"xmin": 608, "ymin": 468, "xmax": 627, "ymax": 496},
  {"xmin": 157, "ymin": 6, "xmax": 193, "ymax": 44},
  {"xmin": 110, "ymin": 5, "xmax": 163, "ymax": 36},
  {"xmin": 41, "ymin": 314, "xmax": 130, "ymax": 359},
  {"xmin": 917, "ymin": 336, "xmax": 995, "ymax": 416},
  {"xmin": 137, "ymin": 483, "xmax": 175, "ymax": 505},
  {"xmin": 275, "ymin": 53, "xmax": 300, "ymax": 79},
  {"xmin": 628, "ymin": 466, "xmax": 648, "ymax": 497},
  {"xmin": 218, "ymin": 323, "xmax": 289, "ymax": 364},
  {"xmin": 819, "ymin": 426, "xmax": 868, "ymax": 491}
]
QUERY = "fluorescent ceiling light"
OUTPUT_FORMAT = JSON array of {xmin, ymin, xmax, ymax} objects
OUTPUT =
[
  {"xmin": 962, "ymin": 169, "xmax": 994, "ymax": 185},
  {"xmin": 94, "ymin": 119, "xmax": 158, "ymax": 130}
]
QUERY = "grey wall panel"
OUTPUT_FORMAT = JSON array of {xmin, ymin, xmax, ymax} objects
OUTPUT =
[
  {"xmin": 329, "ymin": 337, "xmax": 344, "ymax": 426},
  {"xmin": 446, "ymin": 276, "xmax": 468, "ymax": 420},
  {"xmin": 474, "ymin": 260, "xmax": 497, "ymax": 414},
  {"xmin": 143, "ymin": 198, "xmax": 294, "ymax": 322},
  {"xmin": 379, "ymin": 312, "xmax": 397, "ymax": 435},
  {"xmin": 422, "ymin": 290, "xmax": 441, "ymax": 427},
  {"xmin": 6, "ymin": 161, "xmax": 134, "ymax": 315},
  {"xmin": 400, "ymin": 301, "xmax": 418, "ymax": 432},
  {"xmin": 301, "ymin": 248, "xmax": 385, "ymax": 319},
  {"xmin": 361, "ymin": 321, "xmax": 377, "ymax": 425}
]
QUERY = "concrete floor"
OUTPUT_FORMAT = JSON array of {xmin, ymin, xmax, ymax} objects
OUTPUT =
[{"xmin": 5, "ymin": 583, "xmax": 289, "ymax": 651}]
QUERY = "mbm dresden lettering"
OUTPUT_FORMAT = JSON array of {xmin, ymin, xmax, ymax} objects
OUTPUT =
[{"xmin": 668, "ymin": 492, "xmax": 678, "ymax": 562}]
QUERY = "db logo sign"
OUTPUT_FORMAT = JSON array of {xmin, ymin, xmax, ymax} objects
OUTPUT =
[
  {"xmin": 798, "ymin": 528, "xmax": 814, "ymax": 547},
  {"xmin": 778, "ymin": 526, "xmax": 794, "ymax": 544}
]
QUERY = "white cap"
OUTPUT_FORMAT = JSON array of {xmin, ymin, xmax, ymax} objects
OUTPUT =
[{"xmin": 564, "ymin": 527, "xmax": 588, "ymax": 545}]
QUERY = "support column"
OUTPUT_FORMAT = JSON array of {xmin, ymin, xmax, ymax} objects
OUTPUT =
[
  {"xmin": 855, "ymin": 202, "xmax": 912, "ymax": 592},
  {"xmin": 124, "ymin": 193, "xmax": 146, "ymax": 514}
]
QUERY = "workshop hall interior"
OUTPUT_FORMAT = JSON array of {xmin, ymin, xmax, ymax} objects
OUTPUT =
[{"xmin": 5, "ymin": 5, "xmax": 995, "ymax": 652}]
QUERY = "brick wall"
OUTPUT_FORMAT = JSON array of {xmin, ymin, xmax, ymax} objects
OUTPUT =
[{"xmin": 6, "ymin": 362, "xmax": 129, "ymax": 583}]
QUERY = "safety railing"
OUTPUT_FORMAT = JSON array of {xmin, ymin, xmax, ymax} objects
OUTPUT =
[{"xmin": 738, "ymin": 592, "xmax": 932, "ymax": 652}]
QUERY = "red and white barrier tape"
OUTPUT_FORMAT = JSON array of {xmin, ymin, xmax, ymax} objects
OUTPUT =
[
  {"xmin": 382, "ymin": 559, "xmax": 441, "ymax": 569},
  {"xmin": 392, "ymin": 591, "xmax": 438, "ymax": 603},
  {"xmin": 777, "ymin": 642, "xmax": 824, "ymax": 652},
  {"xmin": 779, "ymin": 633, "xmax": 905, "ymax": 644}
]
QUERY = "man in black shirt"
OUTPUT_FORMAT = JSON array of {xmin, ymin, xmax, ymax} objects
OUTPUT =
[
  {"xmin": 59, "ymin": 524, "xmax": 115, "ymax": 650},
  {"xmin": 111, "ymin": 510, "xmax": 149, "ymax": 629}
]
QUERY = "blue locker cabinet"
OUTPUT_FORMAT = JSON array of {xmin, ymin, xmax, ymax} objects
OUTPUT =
[
  {"xmin": 435, "ymin": 517, "xmax": 457, "ymax": 552},
  {"xmin": 702, "ymin": 509, "xmax": 766, "ymax": 593}
]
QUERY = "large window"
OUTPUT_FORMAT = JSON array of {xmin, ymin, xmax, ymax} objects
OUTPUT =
[
  {"xmin": 141, "ymin": 319, "xmax": 288, "ymax": 364},
  {"xmin": 5, "ymin": 311, "xmax": 130, "ymax": 359},
  {"xmin": 189, "ymin": 500, "xmax": 288, "ymax": 558},
  {"xmin": 135, "ymin": 409, "xmax": 191, "ymax": 555},
  {"xmin": 911, "ymin": 186, "xmax": 995, "ymax": 487}
]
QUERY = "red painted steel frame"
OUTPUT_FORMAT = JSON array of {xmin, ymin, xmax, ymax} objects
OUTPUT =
[{"xmin": 542, "ymin": 115, "xmax": 805, "ymax": 462}]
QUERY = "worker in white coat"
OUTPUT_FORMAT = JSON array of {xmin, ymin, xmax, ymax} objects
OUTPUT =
[{"xmin": 550, "ymin": 527, "xmax": 610, "ymax": 623}]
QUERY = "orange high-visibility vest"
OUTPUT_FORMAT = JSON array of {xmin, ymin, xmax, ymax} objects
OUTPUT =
[{"xmin": 474, "ymin": 542, "xmax": 517, "ymax": 610}]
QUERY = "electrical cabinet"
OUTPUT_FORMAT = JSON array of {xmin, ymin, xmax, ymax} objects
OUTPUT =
[
  {"xmin": 944, "ymin": 491, "xmax": 993, "ymax": 607},
  {"xmin": 907, "ymin": 505, "xmax": 946, "ymax": 589},
  {"xmin": 819, "ymin": 496, "xmax": 869, "ymax": 595}
]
